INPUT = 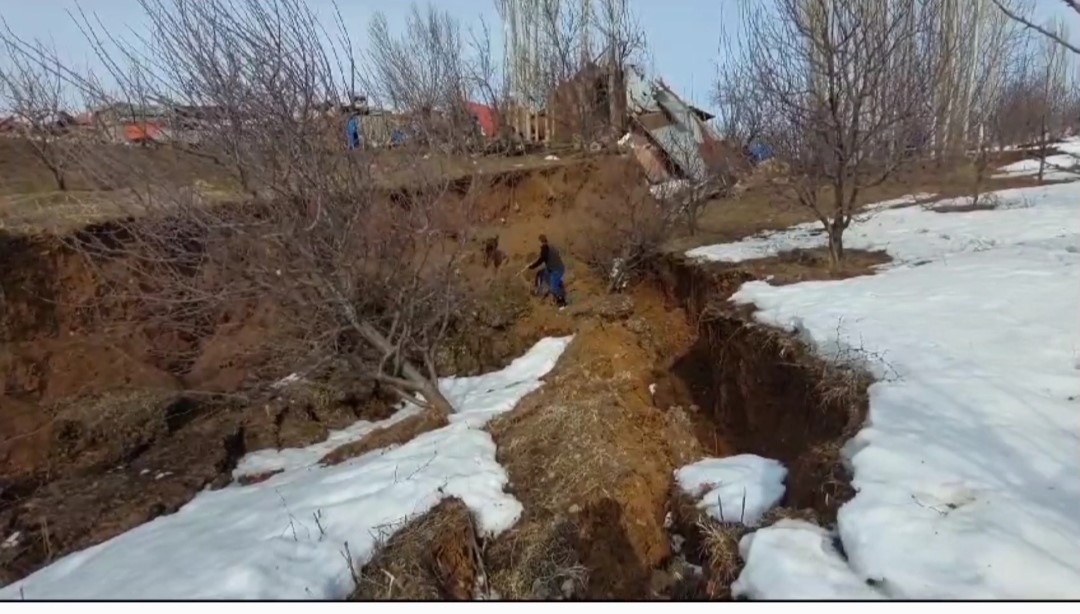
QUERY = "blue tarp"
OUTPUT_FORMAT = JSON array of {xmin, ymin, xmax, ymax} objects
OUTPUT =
[
  {"xmin": 346, "ymin": 114, "xmax": 361, "ymax": 150},
  {"xmin": 747, "ymin": 142, "xmax": 773, "ymax": 164}
]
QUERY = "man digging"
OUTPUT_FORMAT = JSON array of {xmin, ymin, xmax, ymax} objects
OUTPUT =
[{"xmin": 523, "ymin": 234, "xmax": 567, "ymax": 308}]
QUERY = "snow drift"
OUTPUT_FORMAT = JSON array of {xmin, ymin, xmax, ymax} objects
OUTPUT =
[{"xmin": 690, "ymin": 182, "xmax": 1080, "ymax": 599}]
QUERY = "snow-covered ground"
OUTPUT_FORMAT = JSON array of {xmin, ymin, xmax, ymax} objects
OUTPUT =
[
  {"xmin": 675, "ymin": 455, "xmax": 786, "ymax": 526},
  {"xmin": 993, "ymin": 137, "xmax": 1080, "ymax": 181},
  {"xmin": 734, "ymin": 520, "xmax": 883, "ymax": 600},
  {"xmin": 689, "ymin": 182, "xmax": 1080, "ymax": 599},
  {"xmin": 0, "ymin": 337, "xmax": 573, "ymax": 600}
]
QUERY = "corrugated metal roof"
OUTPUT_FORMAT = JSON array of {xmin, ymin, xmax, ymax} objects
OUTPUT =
[{"xmin": 649, "ymin": 124, "xmax": 708, "ymax": 181}]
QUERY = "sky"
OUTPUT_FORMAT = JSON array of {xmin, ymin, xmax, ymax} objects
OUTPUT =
[{"xmin": 1, "ymin": 0, "xmax": 1077, "ymax": 112}]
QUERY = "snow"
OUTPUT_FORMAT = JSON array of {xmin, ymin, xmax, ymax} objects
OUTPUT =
[
  {"xmin": 863, "ymin": 192, "xmax": 937, "ymax": 211},
  {"xmin": 690, "ymin": 182, "xmax": 1080, "ymax": 598},
  {"xmin": 441, "ymin": 336, "xmax": 573, "ymax": 428},
  {"xmin": 675, "ymin": 455, "xmax": 787, "ymax": 526},
  {"xmin": 993, "ymin": 137, "xmax": 1080, "ymax": 181},
  {"xmin": 1, "ymin": 532, "xmax": 20, "ymax": 550},
  {"xmin": 234, "ymin": 407, "xmax": 422, "ymax": 478},
  {"xmin": 235, "ymin": 336, "xmax": 572, "ymax": 478},
  {"xmin": 0, "ymin": 336, "xmax": 573, "ymax": 600},
  {"xmin": 733, "ymin": 520, "xmax": 884, "ymax": 600},
  {"xmin": 993, "ymin": 156, "xmax": 1080, "ymax": 181}
]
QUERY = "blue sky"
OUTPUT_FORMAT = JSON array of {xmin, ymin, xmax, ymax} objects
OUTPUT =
[{"xmin": 1, "ymin": 0, "xmax": 1076, "ymax": 111}]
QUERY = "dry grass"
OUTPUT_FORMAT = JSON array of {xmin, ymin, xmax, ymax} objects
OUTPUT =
[
  {"xmin": 319, "ymin": 410, "xmax": 448, "ymax": 466},
  {"xmin": 734, "ymin": 248, "xmax": 892, "ymax": 286},
  {"xmin": 352, "ymin": 498, "xmax": 481, "ymax": 600},
  {"xmin": 0, "ymin": 136, "xmax": 588, "ymax": 237},
  {"xmin": 697, "ymin": 518, "xmax": 749, "ymax": 598},
  {"xmin": 486, "ymin": 517, "xmax": 589, "ymax": 600},
  {"xmin": 757, "ymin": 506, "xmax": 823, "ymax": 527},
  {"xmin": 787, "ymin": 440, "xmax": 856, "ymax": 523}
]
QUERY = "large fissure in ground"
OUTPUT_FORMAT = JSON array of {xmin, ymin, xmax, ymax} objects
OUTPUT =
[
  {"xmin": 353, "ymin": 256, "xmax": 873, "ymax": 601},
  {"xmin": 646, "ymin": 255, "xmax": 872, "ymax": 599},
  {"xmin": 2, "ymin": 155, "xmax": 873, "ymax": 597}
]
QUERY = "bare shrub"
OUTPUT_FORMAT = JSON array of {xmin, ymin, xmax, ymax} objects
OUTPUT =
[
  {"xmin": 0, "ymin": 37, "xmax": 73, "ymax": 190},
  {"xmin": 573, "ymin": 174, "xmax": 675, "ymax": 292},
  {"xmin": 364, "ymin": 3, "xmax": 477, "ymax": 153},
  {"xmin": 3, "ymin": 0, "xmax": 486, "ymax": 419}
]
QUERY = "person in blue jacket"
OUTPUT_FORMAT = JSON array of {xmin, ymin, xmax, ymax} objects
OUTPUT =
[{"xmin": 346, "ymin": 111, "xmax": 362, "ymax": 150}]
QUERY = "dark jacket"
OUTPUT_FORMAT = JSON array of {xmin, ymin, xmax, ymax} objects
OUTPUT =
[{"xmin": 528, "ymin": 243, "xmax": 564, "ymax": 272}]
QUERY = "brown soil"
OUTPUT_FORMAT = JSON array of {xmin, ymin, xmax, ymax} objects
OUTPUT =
[
  {"xmin": 2, "ymin": 142, "xmax": 887, "ymax": 599},
  {"xmin": 656, "ymin": 257, "xmax": 871, "ymax": 522},
  {"xmin": 0, "ymin": 152, "xmax": 624, "ymax": 585}
]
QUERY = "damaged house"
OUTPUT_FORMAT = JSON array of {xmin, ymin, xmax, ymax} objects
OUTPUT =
[
  {"xmin": 541, "ymin": 58, "xmax": 742, "ymax": 192},
  {"xmin": 620, "ymin": 65, "xmax": 745, "ymax": 194}
]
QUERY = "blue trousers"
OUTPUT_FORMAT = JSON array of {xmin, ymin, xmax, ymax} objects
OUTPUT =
[{"xmin": 547, "ymin": 268, "xmax": 566, "ymax": 304}]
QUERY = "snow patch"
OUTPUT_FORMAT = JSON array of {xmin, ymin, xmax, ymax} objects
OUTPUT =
[
  {"xmin": 687, "ymin": 183, "xmax": 1076, "ymax": 266},
  {"xmin": 863, "ymin": 192, "xmax": 937, "ymax": 210},
  {"xmin": 0, "ymin": 336, "xmax": 573, "ymax": 600},
  {"xmin": 234, "ymin": 407, "xmax": 422, "ymax": 478},
  {"xmin": 733, "ymin": 520, "xmax": 884, "ymax": 600},
  {"xmin": 236, "ymin": 336, "xmax": 572, "ymax": 478},
  {"xmin": 271, "ymin": 372, "xmax": 303, "ymax": 389},
  {"xmin": 2, "ymin": 532, "xmax": 21, "ymax": 550},
  {"xmin": 993, "ymin": 157, "xmax": 1080, "ymax": 181},
  {"xmin": 993, "ymin": 138, "xmax": 1080, "ymax": 181},
  {"xmin": 675, "ymin": 455, "xmax": 786, "ymax": 526},
  {"xmin": 441, "ymin": 336, "xmax": 573, "ymax": 429},
  {"xmin": 690, "ymin": 183, "xmax": 1080, "ymax": 598}
]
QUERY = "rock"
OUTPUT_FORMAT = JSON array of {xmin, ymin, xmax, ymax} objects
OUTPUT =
[
  {"xmin": 568, "ymin": 504, "xmax": 581, "ymax": 514},
  {"xmin": 595, "ymin": 295, "xmax": 634, "ymax": 321}
]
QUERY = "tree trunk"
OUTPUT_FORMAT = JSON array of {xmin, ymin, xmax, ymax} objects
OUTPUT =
[
  {"xmin": 354, "ymin": 319, "xmax": 454, "ymax": 419},
  {"xmin": 1038, "ymin": 124, "xmax": 1048, "ymax": 184},
  {"xmin": 50, "ymin": 165, "xmax": 67, "ymax": 191},
  {"xmin": 827, "ymin": 222, "xmax": 845, "ymax": 270}
]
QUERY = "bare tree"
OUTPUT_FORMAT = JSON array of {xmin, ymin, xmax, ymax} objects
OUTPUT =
[
  {"xmin": 498, "ymin": 0, "xmax": 646, "ymax": 146},
  {"xmin": 594, "ymin": 0, "xmax": 647, "ymax": 136},
  {"xmin": 465, "ymin": 16, "xmax": 514, "ymax": 151},
  {"xmin": 365, "ymin": 3, "xmax": 476, "ymax": 152},
  {"xmin": 1033, "ymin": 19, "xmax": 1072, "ymax": 182},
  {"xmin": 0, "ymin": 37, "xmax": 72, "ymax": 190},
  {"xmin": 726, "ymin": 0, "xmax": 937, "ymax": 268},
  {"xmin": 991, "ymin": 0, "xmax": 1080, "ymax": 55},
  {"xmin": 6, "ymin": 0, "xmax": 477, "ymax": 419}
]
